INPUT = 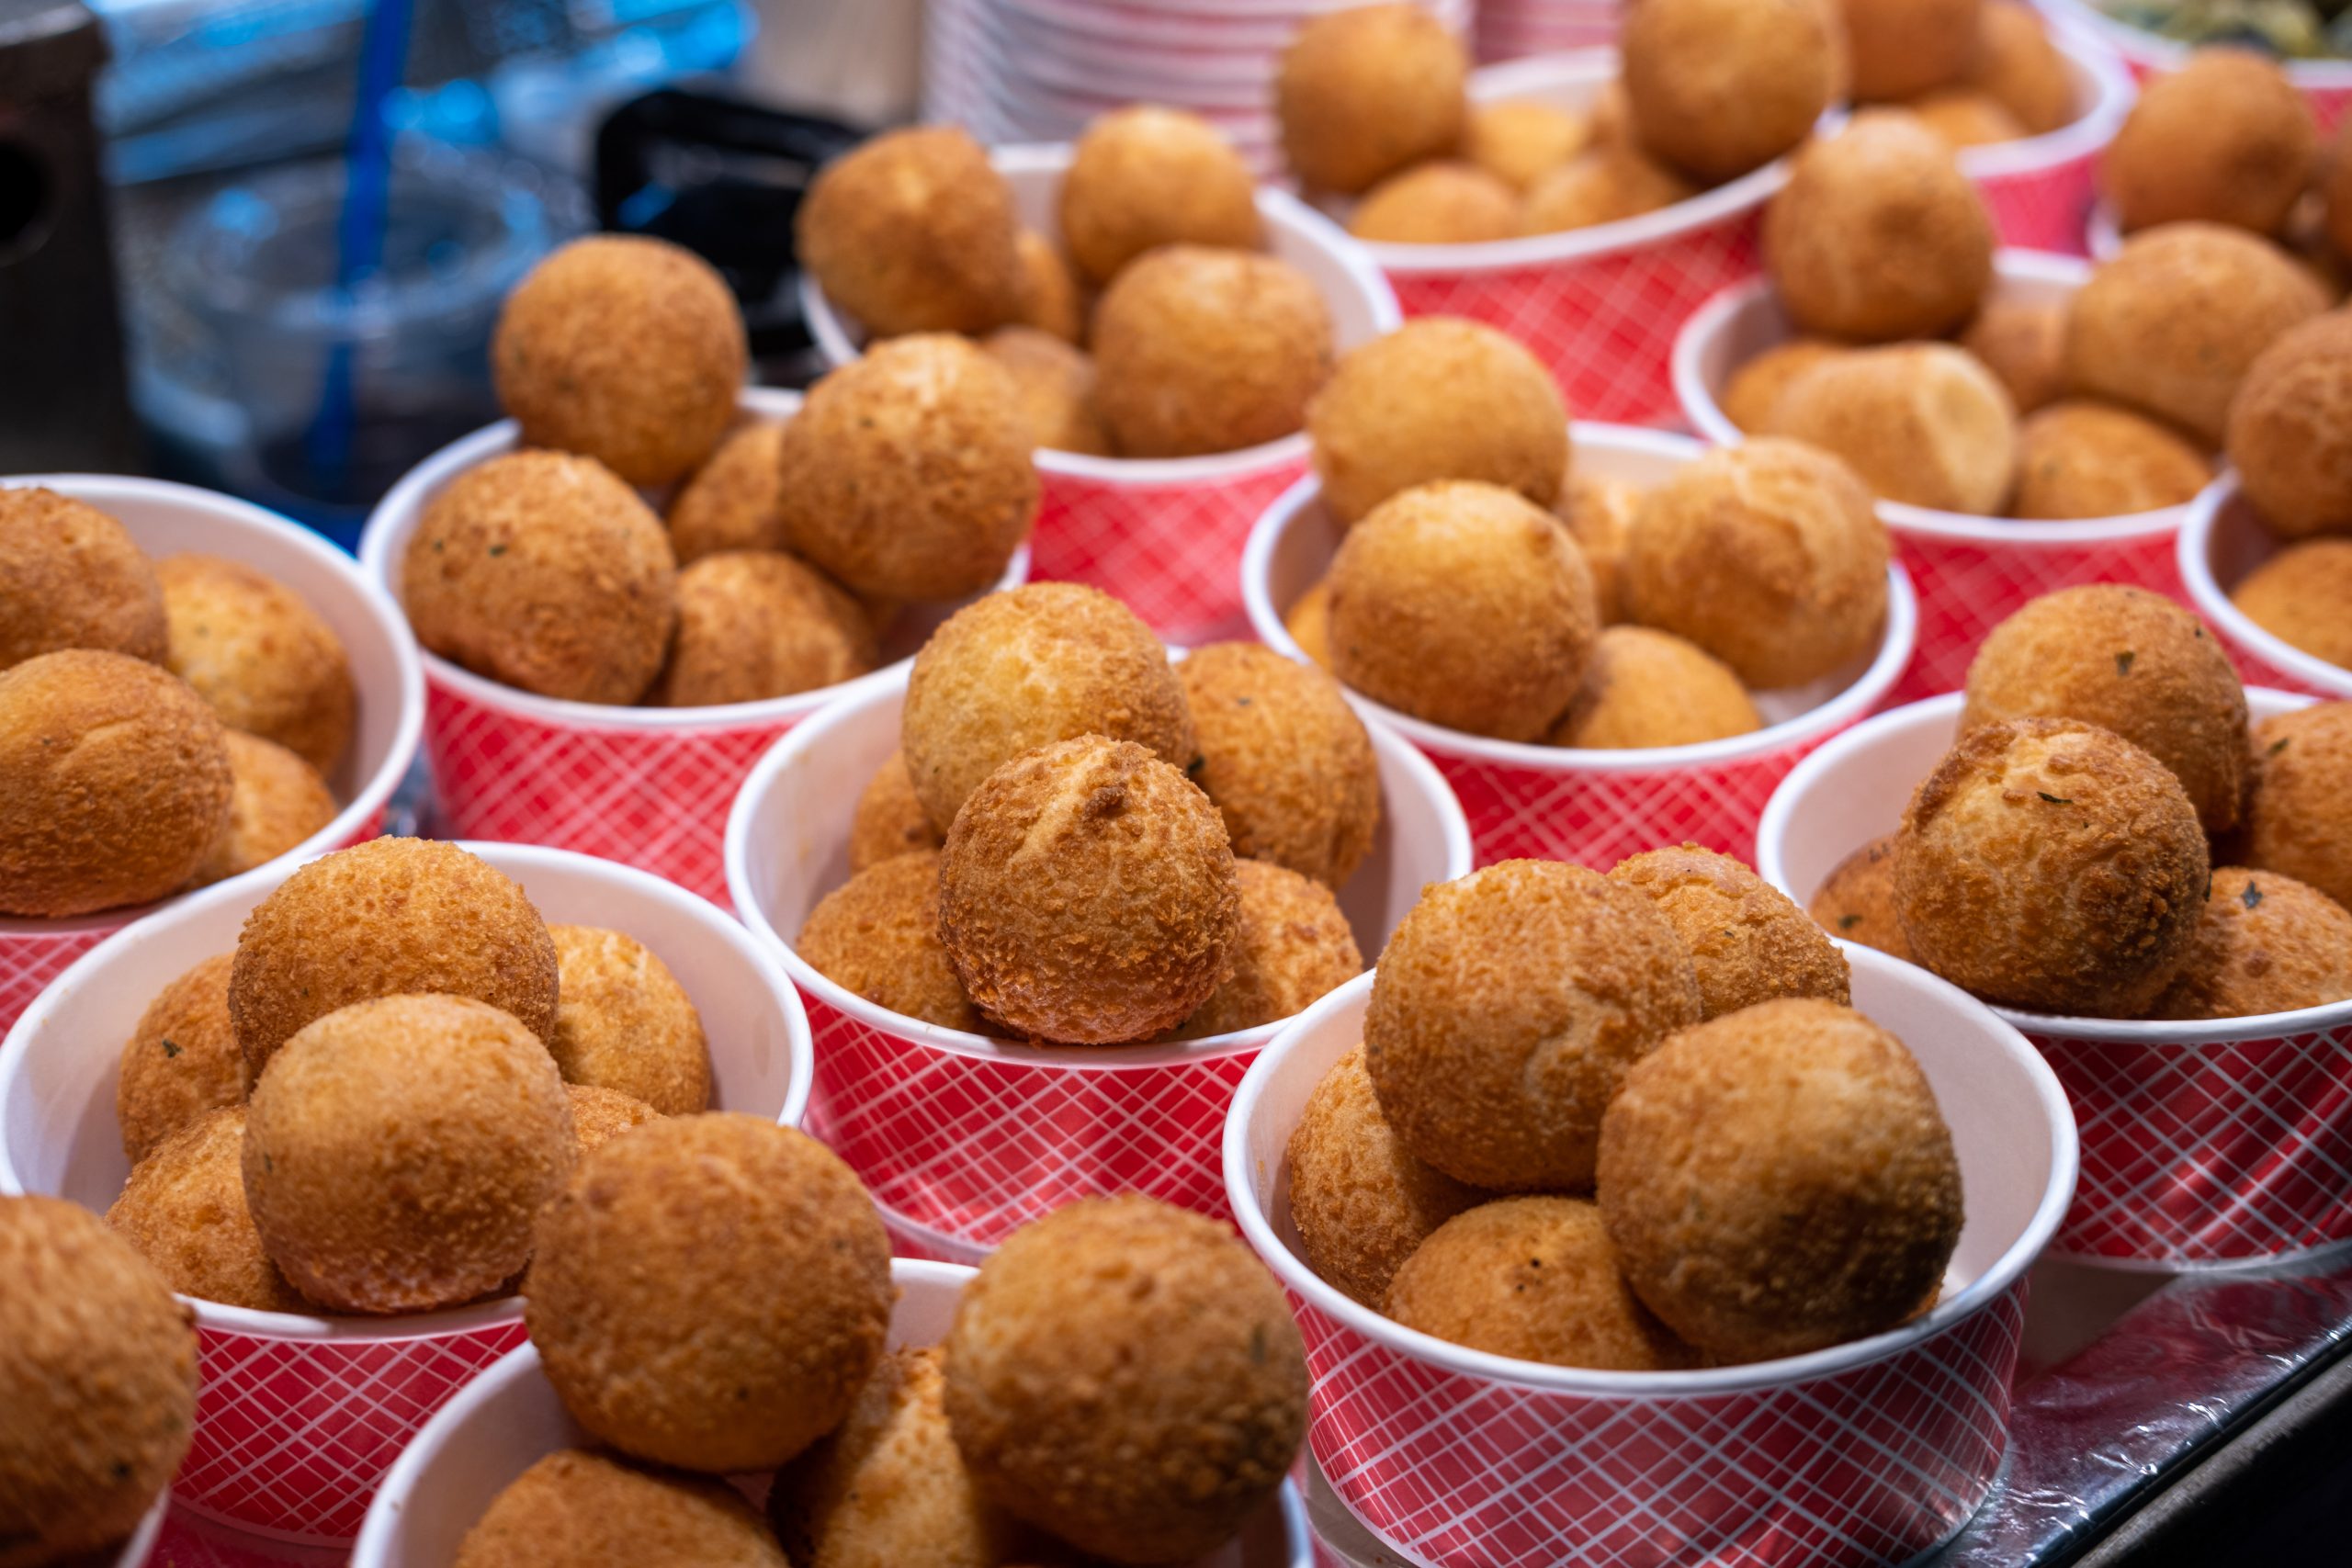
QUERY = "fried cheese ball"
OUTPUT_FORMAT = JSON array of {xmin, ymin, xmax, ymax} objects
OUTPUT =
[
  {"xmin": 1276, "ymin": 4, "xmax": 1468, "ymax": 197},
  {"xmin": 156, "ymin": 552, "xmax": 354, "ymax": 775},
  {"xmin": 492, "ymin": 236, "xmax": 745, "ymax": 487},
  {"xmin": 117, "ymin": 953, "xmax": 243, "ymax": 1164},
  {"xmin": 229, "ymin": 836, "xmax": 560, "ymax": 1074},
  {"xmin": 1059, "ymin": 107, "xmax": 1262, "ymax": 284},
  {"xmin": 1349, "ymin": 161, "xmax": 1520, "ymax": 244},
  {"xmin": 1807, "ymin": 834, "xmax": 1916, "ymax": 961},
  {"xmin": 402, "ymin": 449, "xmax": 677, "ymax": 705},
  {"xmin": 1365, "ymin": 859, "xmax": 1704, "ymax": 1190},
  {"xmin": 667, "ymin": 420, "xmax": 788, "ymax": 564},
  {"xmin": 1598, "ymin": 998, "xmax": 1962, "ymax": 1361},
  {"xmin": 943, "ymin": 1196, "xmax": 1306, "ymax": 1564},
  {"xmin": 1840, "ymin": 0, "xmax": 1983, "ymax": 101},
  {"xmin": 1964, "ymin": 0, "xmax": 2075, "ymax": 135},
  {"xmin": 0, "ymin": 486, "xmax": 164, "ymax": 671},
  {"xmin": 566, "ymin": 1084, "xmax": 662, "ymax": 1156},
  {"xmin": 1521, "ymin": 144, "xmax": 1697, "ymax": 233},
  {"xmin": 1328, "ymin": 481, "xmax": 1597, "ymax": 741},
  {"xmin": 1169, "ymin": 859, "xmax": 1363, "ymax": 1038},
  {"xmin": 1721, "ymin": 340, "xmax": 1848, "ymax": 434},
  {"xmin": 1013, "ymin": 230, "xmax": 1083, "ymax": 344},
  {"xmin": 0, "ymin": 649, "xmax": 231, "ymax": 918},
  {"xmin": 2233, "ymin": 542, "xmax": 2352, "ymax": 669},
  {"xmin": 1547, "ymin": 626, "xmax": 1763, "ymax": 750},
  {"xmin": 0, "ymin": 1196, "xmax": 197, "ymax": 1565},
  {"xmin": 1611, "ymin": 844, "xmax": 1852, "ymax": 1017},
  {"xmin": 1178, "ymin": 641, "xmax": 1381, "ymax": 886},
  {"xmin": 652, "ymin": 551, "xmax": 876, "ymax": 707},
  {"xmin": 777, "ymin": 335, "xmax": 1038, "ymax": 601},
  {"xmin": 1895, "ymin": 717, "xmax": 2210, "ymax": 1013},
  {"xmin": 455, "ymin": 1450, "xmax": 787, "ymax": 1568},
  {"xmin": 2225, "ymin": 310, "xmax": 2352, "ymax": 540},
  {"xmin": 2242, "ymin": 704, "xmax": 2352, "ymax": 914},
  {"xmin": 981, "ymin": 326, "xmax": 1112, "ymax": 457},
  {"xmin": 1285, "ymin": 1045, "xmax": 1479, "ymax": 1308},
  {"xmin": 797, "ymin": 126, "xmax": 1022, "ymax": 338},
  {"xmin": 1907, "ymin": 90, "xmax": 2027, "ymax": 149},
  {"xmin": 2104, "ymin": 49, "xmax": 2315, "ymax": 237},
  {"xmin": 1286, "ymin": 578, "xmax": 1334, "ymax": 669},
  {"xmin": 1385, "ymin": 1197, "xmax": 1697, "ymax": 1370},
  {"xmin": 188, "ymin": 730, "xmax": 337, "ymax": 887},
  {"xmin": 2147, "ymin": 868, "xmax": 2352, "ymax": 1020},
  {"xmin": 1767, "ymin": 343, "xmax": 2020, "ymax": 515},
  {"xmin": 1962, "ymin": 586, "xmax": 2249, "ymax": 832},
  {"xmin": 548, "ymin": 924, "xmax": 711, "ymax": 1114},
  {"xmin": 798, "ymin": 852, "xmax": 993, "ymax": 1035},
  {"xmin": 1622, "ymin": 440, "xmax": 1891, "ymax": 689},
  {"xmin": 1555, "ymin": 470, "xmax": 1641, "ymax": 626},
  {"xmin": 1464, "ymin": 98, "xmax": 1589, "ymax": 191},
  {"xmin": 528, "ymin": 1114, "xmax": 893, "ymax": 1472},
  {"xmin": 1958, "ymin": 298, "xmax": 2070, "ymax": 416},
  {"xmin": 1623, "ymin": 0, "xmax": 1841, "ymax": 183},
  {"xmin": 2010, "ymin": 400, "xmax": 2212, "ymax": 520},
  {"xmin": 1091, "ymin": 246, "xmax": 1334, "ymax": 458},
  {"xmin": 849, "ymin": 750, "xmax": 944, "ymax": 872},
  {"xmin": 107, "ymin": 1108, "xmax": 308, "ymax": 1313},
  {"xmin": 1765, "ymin": 113, "xmax": 1996, "ymax": 342},
  {"xmin": 900, "ymin": 582, "xmax": 1194, "ymax": 832},
  {"xmin": 938, "ymin": 737, "xmax": 1239, "ymax": 1044},
  {"xmin": 1307, "ymin": 317, "xmax": 1568, "ymax": 527}
]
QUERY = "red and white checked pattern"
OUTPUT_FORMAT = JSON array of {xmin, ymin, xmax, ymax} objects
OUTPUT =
[
  {"xmin": 1475, "ymin": 0, "xmax": 1619, "ymax": 62},
  {"xmin": 1973, "ymin": 152, "xmax": 2098, "ymax": 257},
  {"xmin": 174, "ymin": 1317, "xmax": 527, "ymax": 1543},
  {"xmin": 2035, "ymin": 1021, "xmax": 2352, "ymax": 1265},
  {"xmin": 1296, "ymin": 1282, "xmax": 2025, "ymax": 1568}
]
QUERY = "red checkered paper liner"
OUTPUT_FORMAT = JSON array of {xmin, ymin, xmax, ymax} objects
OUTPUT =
[
  {"xmin": 1973, "ymin": 154, "xmax": 2098, "ymax": 256},
  {"xmin": 1295, "ymin": 1282, "xmax": 2027, "ymax": 1568},
  {"xmin": 1475, "ymin": 0, "xmax": 1619, "ymax": 62}
]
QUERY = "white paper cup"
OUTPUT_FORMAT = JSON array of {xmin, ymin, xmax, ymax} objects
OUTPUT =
[
  {"xmin": 1226, "ymin": 953, "xmax": 2076, "ymax": 1567},
  {"xmin": 1952, "ymin": 24, "xmax": 2134, "ymax": 254},
  {"xmin": 2041, "ymin": 0, "xmax": 2352, "ymax": 130},
  {"xmin": 2178, "ymin": 472, "xmax": 2352, "ymax": 702},
  {"xmin": 0, "ymin": 840, "xmax": 813, "ymax": 1544}
]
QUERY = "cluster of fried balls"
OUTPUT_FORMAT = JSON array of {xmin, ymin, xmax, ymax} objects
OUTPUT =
[
  {"xmin": 1808, "ymin": 585, "xmax": 2352, "ymax": 1021},
  {"xmin": 1287, "ymin": 848, "xmax": 1962, "ymax": 1371},
  {"xmin": 0, "ymin": 487, "xmax": 356, "ymax": 918},
  {"xmin": 798, "ymin": 583, "xmax": 1381, "ymax": 1044}
]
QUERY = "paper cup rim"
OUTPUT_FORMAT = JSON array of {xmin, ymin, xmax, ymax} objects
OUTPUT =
[
  {"xmin": 1224, "ymin": 954, "xmax": 2078, "ymax": 1396},
  {"xmin": 2177, "ymin": 470, "xmax": 2352, "ymax": 700},
  {"xmin": 1951, "ymin": 24, "xmax": 2136, "ymax": 180},
  {"xmin": 2041, "ymin": 0, "xmax": 2352, "ymax": 85}
]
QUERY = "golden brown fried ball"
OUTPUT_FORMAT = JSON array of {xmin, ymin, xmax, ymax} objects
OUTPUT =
[
  {"xmin": 2010, "ymin": 400, "xmax": 2211, "ymax": 520},
  {"xmin": 529, "ymin": 1114, "xmax": 892, "ymax": 1471},
  {"xmin": 1598, "ymin": 998, "xmax": 1962, "ymax": 1361},
  {"xmin": 1965, "ymin": 0, "xmax": 2075, "ymax": 135},
  {"xmin": 1285, "ymin": 1045, "xmax": 1479, "ymax": 1308},
  {"xmin": 944, "ymin": 1195, "xmax": 1306, "ymax": 1565},
  {"xmin": 0, "ymin": 649, "xmax": 231, "ymax": 918},
  {"xmin": 1548, "ymin": 626, "xmax": 1762, "ymax": 750},
  {"xmin": 189, "ymin": 730, "xmax": 337, "ymax": 888},
  {"xmin": 1277, "ymin": 4, "xmax": 1468, "ymax": 197},
  {"xmin": 565, "ymin": 1083, "xmax": 662, "ymax": 1156},
  {"xmin": 1807, "ymin": 834, "xmax": 1916, "ymax": 961},
  {"xmin": 1612, "ymin": 844, "xmax": 1852, "ymax": 1019},
  {"xmin": 1907, "ymin": 90, "xmax": 2027, "ymax": 148},
  {"xmin": 1841, "ymin": 0, "xmax": 1982, "ymax": 101},
  {"xmin": 1349, "ymin": 162, "xmax": 1520, "ymax": 243},
  {"xmin": 849, "ymin": 750, "xmax": 943, "ymax": 872},
  {"xmin": 797, "ymin": 126, "xmax": 1022, "ymax": 339},
  {"xmin": 939, "ymin": 737, "xmax": 1239, "ymax": 1044},
  {"xmin": 1521, "ymin": 144, "xmax": 1698, "ymax": 233},
  {"xmin": 2225, "ymin": 310, "xmax": 2352, "ymax": 540},
  {"xmin": 1464, "ymin": 98, "xmax": 1589, "ymax": 192},
  {"xmin": 667, "ymin": 420, "xmax": 788, "ymax": 564},
  {"xmin": 229, "ymin": 836, "xmax": 560, "ymax": 1074},
  {"xmin": 548, "ymin": 924, "xmax": 711, "ymax": 1114},
  {"xmin": 1623, "ymin": 0, "xmax": 1841, "ymax": 183},
  {"xmin": 776, "ymin": 335, "xmax": 1038, "ymax": 602},
  {"xmin": 2065, "ymin": 223, "xmax": 2327, "ymax": 446},
  {"xmin": 1589, "ymin": 77, "xmax": 1634, "ymax": 148},
  {"xmin": 1365, "ymin": 859, "xmax": 1704, "ymax": 1190},
  {"xmin": 1768, "ymin": 343, "xmax": 2020, "ymax": 515},
  {"xmin": 107, "ymin": 1108, "xmax": 309, "ymax": 1313},
  {"xmin": 0, "ymin": 1195, "xmax": 197, "ymax": 1564},
  {"xmin": 156, "ymin": 552, "xmax": 353, "ymax": 775},
  {"xmin": 2243, "ymin": 704, "xmax": 2352, "ymax": 914},
  {"xmin": 493, "ymin": 236, "xmax": 745, "ymax": 487},
  {"xmin": 1178, "ymin": 641, "xmax": 1381, "ymax": 887},
  {"xmin": 1287, "ymin": 578, "xmax": 1334, "ymax": 669},
  {"xmin": 1962, "ymin": 585, "xmax": 2248, "ymax": 831},
  {"xmin": 1623, "ymin": 439, "xmax": 1892, "ymax": 689},
  {"xmin": 1555, "ymin": 470, "xmax": 1641, "ymax": 626},
  {"xmin": 798, "ymin": 851, "xmax": 993, "ymax": 1035},
  {"xmin": 1013, "ymin": 230, "xmax": 1083, "ymax": 344},
  {"xmin": 0, "ymin": 487, "xmax": 165, "ymax": 673},
  {"xmin": 2104, "ymin": 49, "xmax": 2315, "ymax": 237},
  {"xmin": 1959, "ymin": 298, "xmax": 2070, "ymax": 416},
  {"xmin": 1091, "ymin": 246, "xmax": 1334, "ymax": 458},
  {"xmin": 118, "ymin": 953, "xmax": 243, "ymax": 1164},
  {"xmin": 2147, "ymin": 868, "xmax": 2352, "ymax": 1020},
  {"xmin": 981, "ymin": 327, "xmax": 1112, "ymax": 457},
  {"xmin": 455, "ymin": 1450, "xmax": 787, "ymax": 1568},
  {"xmin": 1329, "ymin": 481, "xmax": 1597, "ymax": 740},
  {"xmin": 1766, "ymin": 113, "xmax": 1996, "ymax": 342},
  {"xmin": 2232, "ymin": 542, "xmax": 2352, "ymax": 668},
  {"xmin": 402, "ymin": 449, "xmax": 678, "ymax": 705},
  {"xmin": 652, "ymin": 551, "xmax": 876, "ymax": 707},
  {"xmin": 1722, "ymin": 340, "xmax": 1849, "ymax": 435},
  {"xmin": 1169, "ymin": 859, "xmax": 1363, "ymax": 1038},
  {"xmin": 1308, "ymin": 317, "xmax": 1568, "ymax": 527},
  {"xmin": 1386, "ymin": 1197, "xmax": 1699, "ymax": 1369},
  {"xmin": 1059, "ymin": 106, "xmax": 1262, "ymax": 284},
  {"xmin": 900, "ymin": 582, "xmax": 1194, "ymax": 832},
  {"xmin": 1895, "ymin": 716, "xmax": 2211, "ymax": 1013}
]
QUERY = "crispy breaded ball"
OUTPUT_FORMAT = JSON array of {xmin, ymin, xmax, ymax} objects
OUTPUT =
[
  {"xmin": 229, "ymin": 836, "xmax": 560, "ymax": 1074},
  {"xmin": 798, "ymin": 852, "xmax": 993, "ymax": 1035},
  {"xmin": 1965, "ymin": 0, "xmax": 2075, "ymax": 135},
  {"xmin": 1287, "ymin": 578, "xmax": 1334, "ymax": 669},
  {"xmin": 2243, "ymin": 704, "xmax": 2352, "ymax": 913},
  {"xmin": 1349, "ymin": 162, "xmax": 1520, "ymax": 243},
  {"xmin": 2147, "ymin": 868, "xmax": 2352, "ymax": 1020},
  {"xmin": 1907, "ymin": 89, "xmax": 2027, "ymax": 148},
  {"xmin": 1329, "ymin": 481, "xmax": 1597, "ymax": 740},
  {"xmin": 403, "ymin": 449, "xmax": 677, "ymax": 705},
  {"xmin": 2226, "ymin": 310, "xmax": 2352, "ymax": 540},
  {"xmin": 2011, "ymin": 400, "xmax": 2211, "ymax": 520},
  {"xmin": 1959, "ymin": 298, "xmax": 2069, "ymax": 416},
  {"xmin": 1013, "ymin": 230, "xmax": 1083, "ymax": 344},
  {"xmin": 456, "ymin": 1449, "xmax": 787, "ymax": 1568},
  {"xmin": 107, "ymin": 1108, "xmax": 308, "ymax": 1313},
  {"xmin": 1589, "ymin": 77, "xmax": 1633, "ymax": 148},
  {"xmin": 1766, "ymin": 113, "xmax": 1996, "ymax": 342},
  {"xmin": 1598, "ymin": 998, "xmax": 1962, "ymax": 1361},
  {"xmin": 981, "ymin": 327, "xmax": 1112, "ymax": 457},
  {"xmin": 118, "ymin": 953, "xmax": 243, "ymax": 1164},
  {"xmin": 1365, "ymin": 859, "xmax": 1704, "ymax": 1190},
  {"xmin": 1962, "ymin": 585, "xmax": 2248, "ymax": 832},
  {"xmin": 1521, "ymin": 144, "xmax": 1697, "ymax": 233},
  {"xmin": 900, "ymin": 583, "xmax": 1194, "ymax": 832},
  {"xmin": 156, "ymin": 553, "xmax": 353, "ymax": 775},
  {"xmin": 2104, "ymin": 49, "xmax": 2314, "ymax": 237},
  {"xmin": 0, "ymin": 649, "xmax": 231, "ymax": 918},
  {"xmin": 1840, "ymin": 0, "xmax": 1983, "ymax": 102},
  {"xmin": 1308, "ymin": 318, "xmax": 1568, "ymax": 527},
  {"xmin": 1611, "ymin": 843, "xmax": 1852, "ymax": 1017},
  {"xmin": 0, "ymin": 487, "xmax": 164, "ymax": 671},
  {"xmin": 939, "ymin": 737, "xmax": 1239, "ymax": 1044},
  {"xmin": 1285, "ymin": 1045, "xmax": 1479, "ymax": 1308},
  {"xmin": 548, "ymin": 924, "xmax": 710, "ymax": 1114},
  {"xmin": 1091, "ymin": 246, "xmax": 1334, "ymax": 458},
  {"xmin": 1386, "ymin": 1197, "xmax": 1698, "ymax": 1369},
  {"xmin": 2325, "ymin": 113, "xmax": 2352, "ymax": 265},
  {"xmin": 1808, "ymin": 834, "xmax": 1916, "ymax": 961},
  {"xmin": 528, "ymin": 1114, "xmax": 892, "ymax": 1471},
  {"xmin": 0, "ymin": 1196, "xmax": 196, "ymax": 1564},
  {"xmin": 493, "ymin": 236, "xmax": 745, "ymax": 487},
  {"xmin": 797, "ymin": 126, "xmax": 1021, "ymax": 339},
  {"xmin": 1623, "ymin": 440, "xmax": 1892, "ymax": 689},
  {"xmin": 1548, "ymin": 626, "xmax": 1762, "ymax": 750},
  {"xmin": 1768, "ymin": 343, "xmax": 2020, "ymax": 515},
  {"xmin": 850, "ymin": 750, "xmax": 943, "ymax": 872},
  {"xmin": 1169, "ymin": 859, "xmax": 1363, "ymax": 1038},
  {"xmin": 1623, "ymin": 0, "xmax": 1841, "ymax": 183},
  {"xmin": 1277, "ymin": 4, "xmax": 1467, "ymax": 196},
  {"xmin": 2233, "ymin": 542, "xmax": 2352, "ymax": 669},
  {"xmin": 944, "ymin": 1195, "xmax": 1306, "ymax": 1564},
  {"xmin": 1465, "ymin": 98, "xmax": 1589, "ymax": 191},
  {"xmin": 1060, "ymin": 107, "xmax": 1262, "ymax": 284},
  {"xmin": 243, "ymin": 993, "xmax": 573, "ymax": 1313},
  {"xmin": 777, "ymin": 335, "xmax": 1038, "ymax": 601},
  {"xmin": 189, "ymin": 730, "xmax": 336, "ymax": 888},
  {"xmin": 1895, "ymin": 716, "xmax": 2210, "ymax": 1013},
  {"xmin": 652, "ymin": 551, "xmax": 876, "ymax": 707},
  {"xmin": 1722, "ymin": 340, "xmax": 1848, "ymax": 435},
  {"xmin": 667, "ymin": 420, "xmax": 787, "ymax": 565},
  {"xmin": 1178, "ymin": 641, "xmax": 1381, "ymax": 887},
  {"xmin": 565, "ymin": 1084, "xmax": 662, "ymax": 1156},
  {"xmin": 2065, "ymin": 223, "xmax": 2327, "ymax": 445},
  {"xmin": 1555, "ymin": 470, "xmax": 1641, "ymax": 626}
]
